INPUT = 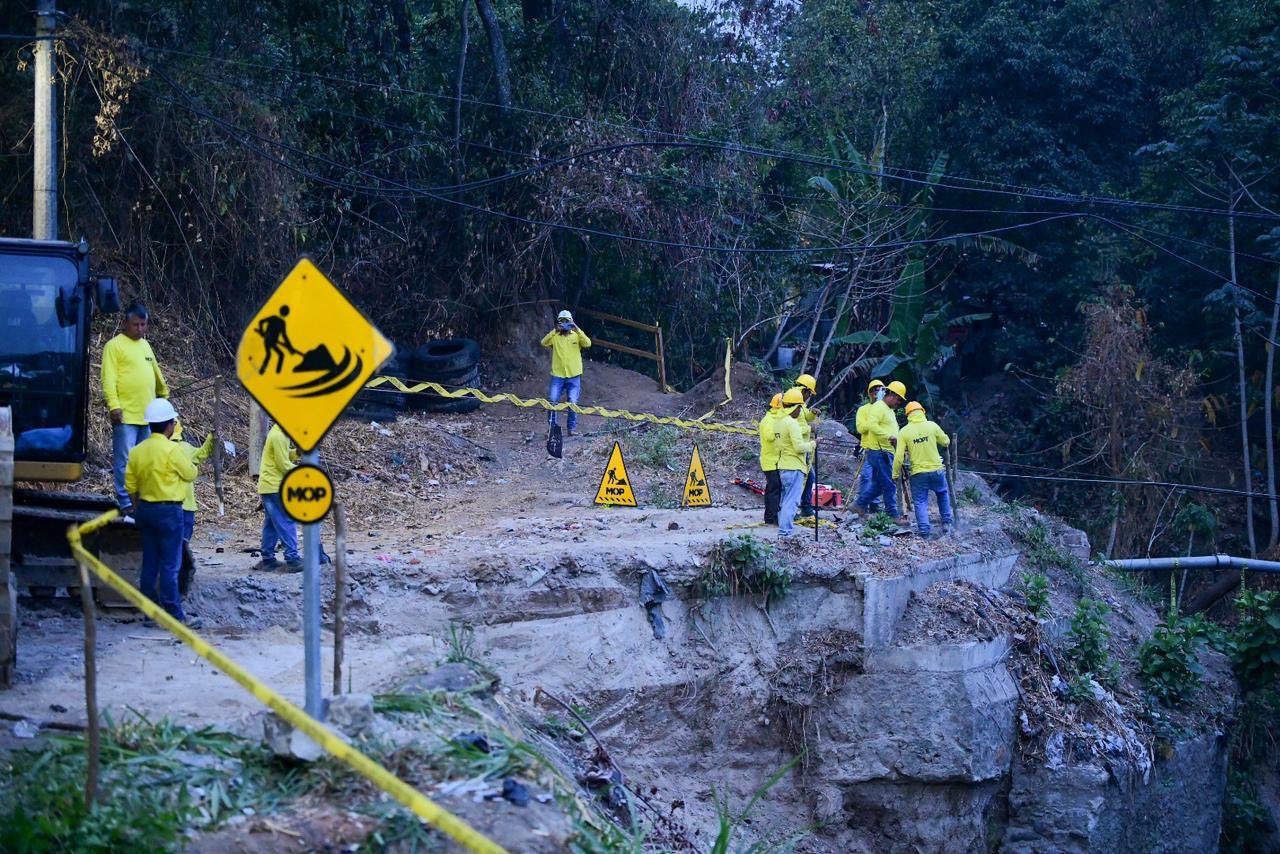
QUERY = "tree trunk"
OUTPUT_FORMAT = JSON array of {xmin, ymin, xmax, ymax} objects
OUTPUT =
[
  {"xmin": 474, "ymin": 0, "xmax": 513, "ymax": 109},
  {"xmin": 1264, "ymin": 266, "xmax": 1279, "ymax": 549},
  {"xmin": 800, "ymin": 279, "xmax": 834, "ymax": 372},
  {"xmin": 814, "ymin": 250, "xmax": 868, "ymax": 381},
  {"xmin": 1228, "ymin": 193, "xmax": 1259, "ymax": 557}
]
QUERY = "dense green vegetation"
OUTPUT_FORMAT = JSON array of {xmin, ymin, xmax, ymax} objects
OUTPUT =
[{"xmin": 0, "ymin": 0, "xmax": 1277, "ymax": 557}]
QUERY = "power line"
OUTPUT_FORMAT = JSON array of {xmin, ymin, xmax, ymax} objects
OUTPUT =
[
  {"xmin": 140, "ymin": 44, "xmax": 1280, "ymax": 224},
  {"xmin": 960, "ymin": 466, "xmax": 1279, "ymax": 502},
  {"xmin": 151, "ymin": 69, "xmax": 1094, "ymax": 256}
]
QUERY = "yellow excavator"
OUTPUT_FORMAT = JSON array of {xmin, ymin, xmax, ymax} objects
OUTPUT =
[{"xmin": 0, "ymin": 236, "xmax": 195, "ymax": 686}]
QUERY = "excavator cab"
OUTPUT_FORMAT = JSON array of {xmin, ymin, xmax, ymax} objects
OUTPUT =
[{"xmin": 0, "ymin": 237, "xmax": 113, "ymax": 481}]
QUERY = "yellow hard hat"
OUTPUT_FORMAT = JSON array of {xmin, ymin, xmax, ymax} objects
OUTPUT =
[
  {"xmin": 904, "ymin": 401, "xmax": 925, "ymax": 416},
  {"xmin": 770, "ymin": 393, "xmax": 783, "ymax": 409},
  {"xmin": 867, "ymin": 379, "xmax": 885, "ymax": 394},
  {"xmin": 795, "ymin": 374, "xmax": 817, "ymax": 393},
  {"xmin": 782, "ymin": 387, "xmax": 806, "ymax": 406},
  {"xmin": 887, "ymin": 381, "xmax": 907, "ymax": 398}
]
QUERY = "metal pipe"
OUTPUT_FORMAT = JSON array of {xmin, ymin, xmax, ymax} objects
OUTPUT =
[{"xmin": 1104, "ymin": 554, "xmax": 1280, "ymax": 574}]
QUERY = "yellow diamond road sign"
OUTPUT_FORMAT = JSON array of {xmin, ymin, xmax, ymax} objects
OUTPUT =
[{"xmin": 237, "ymin": 257, "xmax": 392, "ymax": 452}]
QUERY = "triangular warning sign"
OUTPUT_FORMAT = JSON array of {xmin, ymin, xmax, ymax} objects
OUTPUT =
[
  {"xmin": 594, "ymin": 442, "xmax": 637, "ymax": 506},
  {"xmin": 682, "ymin": 445, "xmax": 711, "ymax": 507}
]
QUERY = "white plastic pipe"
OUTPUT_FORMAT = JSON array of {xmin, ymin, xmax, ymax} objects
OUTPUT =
[{"xmin": 1104, "ymin": 554, "xmax": 1280, "ymax": 574}]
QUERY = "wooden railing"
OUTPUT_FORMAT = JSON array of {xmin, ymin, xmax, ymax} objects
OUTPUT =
[{"xmin": 566, "ymin": 306, "xmax": 669, "ymax": 392}]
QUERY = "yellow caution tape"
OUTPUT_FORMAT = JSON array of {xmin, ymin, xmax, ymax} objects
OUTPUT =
[
  {"xmin": 696, "ymin": 337, "xmax": 734, "ymax": 423},
  {"xmin": 66, "ymin": 511, "xmax": 507, "ymax": 854},
  {"xmin": 364, "ymin": 376, "xmax": 757, "ymax": 436}
]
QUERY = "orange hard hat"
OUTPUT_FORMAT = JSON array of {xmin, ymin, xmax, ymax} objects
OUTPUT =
[
  {"xmin": 904, "ymin": 401, "xmax": 925, "ymax": 416},
  {"xmin": 770, "ymin": 393, "xmax": 783, "ymax": 409}
]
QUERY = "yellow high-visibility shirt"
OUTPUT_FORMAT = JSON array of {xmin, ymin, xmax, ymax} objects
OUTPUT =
[
  {"xmin": 258, "ymin": 425, "xmax": 297, "ymax": 495},
  {"xmin": 855, "ymin": 401, "xmax": 876, "ymax": 447},
  {"xmin": 757, "ymin": 406, "xmax": 783, "ymax": 471},
  {"xmin": 774, "ymin": 410, "xmax": 815, "ymax": 473},
  {"xmin": 862, "ymin": 399, "xmax": 899, "ymax": 452},
  {"xmin": 124, "ymin": 433, "xmax": 198, "ymax": 503},
  {"xmin": 892, "ymin": 411, "xmax": 951, "ymax": 479},
  {"xmin": 173, "ymin": 433, "xmax": 215, "ymax": 512},
  {"xmin": 101, "ymin": 334, "xmax": 169, "ymax": 425},
  {"xmin": 540, "ymin": 327, "xmax": 592, "ymax": 378}
]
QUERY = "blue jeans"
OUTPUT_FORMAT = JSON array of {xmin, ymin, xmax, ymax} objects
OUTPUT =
[
  {"xmin": 112, "ymin": 423, "xmax": 151, "ymax": 509},
  {"xmin": 261, "ymin": 492, "xmax": 300, "ymax": 563},
  {"xmin": 855, "ymin": 454, "xmax": 881, "ymax": 512},
  {"xmin": 547, "ymin": 375, "xmax": 582, "ymax": 431},
  {"xmin": 910, "ymin": 470, "xmax": 953, "ymax": 535},
  {"xmin": 182, "ymin": 510, "xmax": 195, "ymax": 543},
  {"xmin": 778, "ymin": 469, "xmax": 806, "ymax": 536},
  {"xmin": 858, "ymin": 450, "xmax": 898, "ymax": 517},
  {"xmin": 135, "ymin": 500, "xmax": 185, "ymax": 621}
]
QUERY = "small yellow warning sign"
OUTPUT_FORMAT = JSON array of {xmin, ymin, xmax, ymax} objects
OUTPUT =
[
  {"xmin": 594, "ymin": 441, "xmax": 637, "ymax": 507},
  {"xmin": 682, "ymin": 445, "xmax": 711, "ymax": 507}
]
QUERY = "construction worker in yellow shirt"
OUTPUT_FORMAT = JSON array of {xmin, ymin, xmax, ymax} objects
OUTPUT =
[
  {"xmin": 892, "ymin": 401, "xmax": 953, "ymax": 537},
  {"xmin": 257, "ymin": 421, "xmax": 330, "ymax": 571},
  {"xmin": 854, "ymin": 380, "xmax": 906, "ymax": 521},
  {"xmin": 854, "ymin": 380, "xmax": 887, "ymax": 514},
  {"xmin": 171, "ymin": 420, "xmax": 215, "ymax": 544},
  {"xmin": 758, "ymin": 393, "xmax": 784, "ymax": 524},
  {"xmin": 541, "ymin": 310, "xmax": 592, "ymax": 436},
  {"xmin": 103, "ymin": 303, "xmax": 169, "ymax": 512},
  {"xmin": 775, "ymin": 388, "xmax": 816, "ymax": 537},
  {"xmin": 792, "ymin": 373, "xmax": 820, "ymax": 517},
  {"xmin": 123, "ymin": 398, "xmax": 199, "ymax": 627}
]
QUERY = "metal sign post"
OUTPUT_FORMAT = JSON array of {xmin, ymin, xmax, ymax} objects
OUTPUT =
[{"xmin": 301, "ymin": 449, "xmax": 321, "ymax": 716}]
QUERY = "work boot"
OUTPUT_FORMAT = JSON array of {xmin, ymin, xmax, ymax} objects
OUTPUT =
[
  {"xmin": 285, "ymin": 559, "xmax": 304, "ymax": 573},
  {"xmin": 567, "ymin": 427, "xmax": 576, "ymax": 437},
  {"xmin": 256, "ymin": 558, "xmax": 283, "ymax": 572},
  {"xmin": 184, "ymin": 615, "xmax": 204, "ymax": 630},
  {"xmin": 799, "ymin": 507, "xmax": 816, "ymax": 518}
]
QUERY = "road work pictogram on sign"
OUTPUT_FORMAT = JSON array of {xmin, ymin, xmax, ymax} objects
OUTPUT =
[
  {"xmin": 682, "ymin": 445, "xmax": 711, "ymax": 507},
  {"xmin": 594, "ymin": 442, "xmax": 637, "ymax": 507},
  {"xmin": 280, "ymin": 464, "xmax": 335, "ymax": 524},
  {"xmin": 237, "ymin": 257, "xmax": 393, "ymax": 452}
]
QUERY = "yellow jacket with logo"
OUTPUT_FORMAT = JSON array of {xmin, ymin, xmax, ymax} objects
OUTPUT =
[
  {"xmin": 758, "ymin": 406, "xmax": 782, "ymax": 471},
  {"xmin": 124, "ymin": 433, "xmax": 198, "ymax": 503},
  {"xmin": 892, "ymin": 410, "xmax": 951, "ymax": 479},
  {"xmin": 774, "ymin": 410, "xmax": 816, "ymax": 473},
  {"xmin": 540, "ymin": 327, "xmax": 592, "ymax": 378},
  {"xmin": 102, "ymin": 334, "xmax": 169, "ymax": 425},
  {"xmin": 862, "ymin": 399, "xmax": 899, "ymax": 452},
  {"xmin": 258, "ymin": 425, "xmax": 298, "ymax": 495},
  {"xmin": 173, "ymin": 433, "xmax": 215, "ymax": 512}
]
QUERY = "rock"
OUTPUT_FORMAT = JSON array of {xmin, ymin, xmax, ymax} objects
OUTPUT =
[
  {"xmin": 325, "ymin": 693, "xmax": 375, "ymax": 737},
  {"xmin": 400, "ymin": 662, "xmax": 484, "ymax": 694},
  {"xmin": 263, "ymin": 713, "xmax": 326, "ymax": 762},
  {"xmin": 878, "ymin": 536, "xmax": 893, "ymax": 547},
  {"xmin": 12, "ymin": 719, "xmax": 39, "ymax": 739}
]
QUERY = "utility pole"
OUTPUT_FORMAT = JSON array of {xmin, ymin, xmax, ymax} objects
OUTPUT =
[{"xmin": 33, "ymin": 0, "xmax": 58, "ymax": 240}]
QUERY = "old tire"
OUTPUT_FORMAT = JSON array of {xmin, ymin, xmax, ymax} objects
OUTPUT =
[
  {"xmin": 415, "ymin": 395, "xmax": 482, "ymax": 415},
  {"xmin": 413, "ymin": 339, "xmax": 480, "ymax": 376}
]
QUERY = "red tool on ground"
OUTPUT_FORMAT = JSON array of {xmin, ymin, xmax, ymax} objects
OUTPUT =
[{"xmin": 731, "ymin": 477, "xmax": 766, "ymax": 495}]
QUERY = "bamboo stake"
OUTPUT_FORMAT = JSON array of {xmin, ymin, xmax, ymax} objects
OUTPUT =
[
  {"xmin": 75, "ymin": 555, "xmax": 99, "ymax": 807},
  {"xmin": 213, "ymin": 374, "xmax": 225, "ymax": 516}
]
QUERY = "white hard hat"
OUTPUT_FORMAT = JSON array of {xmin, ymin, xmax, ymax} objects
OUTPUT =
[
  {"xmin": 144, "ymin": 398, "xmax": 178, "ymax": 423},
  {"xmin": 557, "ymin": 309, "xmax": 573, "ymax": 321}
]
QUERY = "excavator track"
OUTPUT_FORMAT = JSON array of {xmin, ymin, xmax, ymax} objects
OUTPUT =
[{"xmin": 13, "ymin": 488, "xmax": 194, "ymax": 606}]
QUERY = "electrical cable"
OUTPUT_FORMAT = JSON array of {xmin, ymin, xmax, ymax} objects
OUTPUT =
[
  {"xmin": 151, "ymin": 69, "xmax": 1094, "ymax": 256},
  {"xmin": 139, "ymin": 44, "xmax": 1280, "ymax": 223},
  {"xmin": 959, "ymin": 466, "xmax": 1279, "ymax": 502}
]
